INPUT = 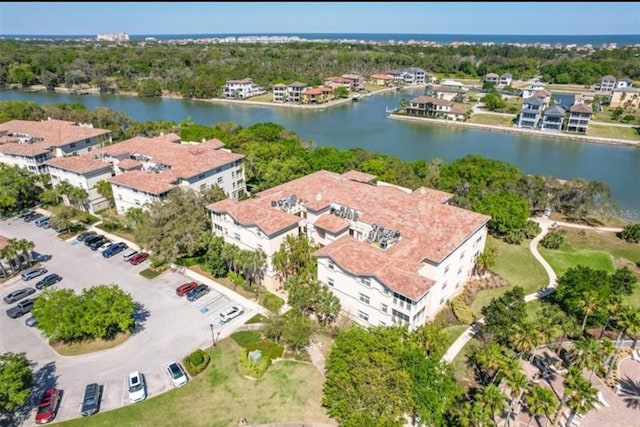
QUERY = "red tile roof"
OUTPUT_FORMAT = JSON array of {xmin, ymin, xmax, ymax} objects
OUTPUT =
[
  {"xmin": 570, "ymin": 103, "xmax": 593, "ymax": 114},
  {"xmin": 341, "ymin": 170, "xmax": 377, "ymax": 184},
  {"xmin": 304, "ymin": 88, "xmax": 324, "ymax": 95},
  {"xmin": 324, "ymin": 76, "xmax": 352, "ymax": 84},
  {"xmin": 411, "ymin": 96, "xmax": 453, "ymax": 107},
  {"xmin": 534, "ymin": 90, "xmax": 552, "ymax": 98},
  {"xmin": 45, "ymin": 156, "xmax": 112, "ymax": 174},
  {"xmin": 116, "ymin": 159, "xmax": 142, "ymax": 170},
  {"xmin": 370, "ymin": 74, "xmax": 392, "ymax": 80},
  {"xmin": 314, "ymin": 214, "xmax": 350, "ymax": 233},
  {"xmin": 210, "ymin": 198, "xmax": 300, "ymax": 236}
]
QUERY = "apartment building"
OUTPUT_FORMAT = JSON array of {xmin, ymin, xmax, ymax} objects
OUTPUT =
[
  {"xmin": 222, "ymin": 78, "xmax": 266, "ymax": 99},
  {"xmin": 207, "ymin": 170, "xmax": 490, "ymax": 330},
  {"xmin": 46, "ymin": 134, "xmax": 245, "ymax": 214},
  {"xmin": 0, "ymin": 119, "xmax": 112, "ymax": 174},
  {"xmin": 272, "ymin": 82, "xmax": 309, "ymax": 103}
]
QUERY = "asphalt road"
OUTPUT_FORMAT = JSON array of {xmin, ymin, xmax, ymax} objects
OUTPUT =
[{"xmin": 0, "ymin": 216, "xmax": 255, "ymax": 426}]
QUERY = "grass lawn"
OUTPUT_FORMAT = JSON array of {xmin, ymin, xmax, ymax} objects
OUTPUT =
[
  {"xmin": 451, "ymin": 339, "xmax": 479, "ymax": 391},
  {"xmin": 231, "ymin": 330, "xmax": 262, "ymax": 347},
  {"xmin": 52, "ymin": 332, "xmax": 130, "ymax": 357},
  {"xmin": 544, "ymin": 84, "xmax": 592, "ymax": 92},
  {"xmin": 57, "ymin": 339, "xmax": 332, "ymax": 427},
  {"xmin": 442, "ymin": 325, "xmax": 468, "ymax": 349},
  {"xmin": 471, "ymin": 236, "xmax": 548, "ymax": 316},
  {"xmin": 468, "ymin": 114, "xmax": 516, "ymax": 127},
  {"xmin": 246, "ymin": 93, "xmax": 273, "ymax": 102},
  {"xmin": 245, "ymin": 314, "xmax": 267, "ymax": 324},
  {"xmin": 585, "ymin": 124, "xmax": 640, "ymax": 141},
  {"xmin": 591, "ymin": 107, "xmax": 640, "ymax": 125}
]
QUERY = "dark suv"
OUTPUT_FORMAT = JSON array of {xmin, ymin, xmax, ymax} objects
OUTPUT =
[
  {"xmin": 89, "ymin": 237, "xmax": 109, "ymax": 251},
  {"xmin": 81, "ymin": 383, "xmax": 101, "ymax": 416},
  {"xmin": 35, "ymin": 274, "xmax": 62, "ymax": 290},
  {"xmin": 6, "ymin": 298, "xmax": 36, "ymax": 318},
  {"xmin": 84, "ymin": 235, "xmax": 105, "ymax": 247},
  {"xmin": 186, "ymin": 284, "xmax": 210, "ymax": 302}
]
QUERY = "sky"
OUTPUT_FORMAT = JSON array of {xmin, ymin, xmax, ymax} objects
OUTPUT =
[{"xmin": 1, "ymin": 2, "xmax": 639, "ymax": 36}]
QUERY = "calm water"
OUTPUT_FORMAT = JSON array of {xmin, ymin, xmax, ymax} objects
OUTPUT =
[{"xmin": 1, "ymin": 89, "xmax": 639, "ymax": 216}]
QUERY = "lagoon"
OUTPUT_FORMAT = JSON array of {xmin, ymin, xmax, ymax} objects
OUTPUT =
[{"xmin": 1, "ymin": 88, "xmax": 638, "ymax": 216}]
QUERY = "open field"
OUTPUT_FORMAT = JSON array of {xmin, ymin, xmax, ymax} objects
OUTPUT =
[
  {"xmin": 57, "ymin": 339, "xmax": 333, "ymax": 427},
  {"xmin": 591, "ymin": 107, "xmax": 640, "ymax": 125},
  {"xmin": 246, "ymin": 93, "xmax": 273, "ymax": 102},
  {"xmin": 586, "ymin": 124, "xmax": 640, "ymax": 141},
  {"xmin": 468, "ymin": 114, "xmax": 516, "ymax": 127}
]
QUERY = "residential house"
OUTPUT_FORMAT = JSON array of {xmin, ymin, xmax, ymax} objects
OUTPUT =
[
  {"xmin": 222, "ymin": 78, "xmax": 266, "ymax": 99},
  {"xmin": 484, "ymin": 73, "xmax": 499, "ymax": 85},
  {"xmin": 521, "ymin": 83, "xmax": 546, "ymax": 99},
  {"xmin": 499, "ymin": 73, "xmax": 513, "ymax": 87},
  {"xmin": 431, "ymin": 85, "xmax": 466, "ymax": 102},
  {"xmin": 272, "ymin": 84, "xmax": 287, "ymax": 103},
  {"xmin": 342, "ymin": 74, "xmax": 365, "ymax": 92},
  {"xmin": 616, "ymin": 78, "xmax": 633, "ymax": 89},
  {"xmin": 425, "ymin": 72, "xmax": 438, "ymax": 84},
  {"xmin": 369, "ymin": 73, "xmax": 393, "ymax": 87},
  {"xmin": 301, "ymin": 87, "xmax": 334, "ymax": 104},
  {"xmin": 540, "ymin": 105, "xmax": 566, "ymax": 132},
  {"xmin": 323, "ymin": 77, "xmax": 352, "ymax": 91},
  {"xmin": 46, "ymin": 134, "xmax": 245, "ymax": 214},
  {"xmin": 405, "ymin": 96, "xmax": 466, "ymax": 121},
  {"xmin": 610, "ymin": 87, "xmax": 640, "ymax": 108},
  {"xmin": 387, "ymin": 70, "xmax": 406, "ymax": 86},
  {"xmin": 440, "ymin": 79, "xmax": 465, "ymax": 89},
  {"xmin": 0, "ymin": 119, "xmax": 112, "ymax": 174},
  {"xmin": 402, "ymin": 67, "xmax": 426, "ymax": 86},
  {"xmin": 598, "ymin": 75, "xmax": 617, "ymax": 93},
  {"xmin": 533, "ymin": 90, "xmax": 553, "ymax": 108},
  {"xmin": 207, "ymin": 170, "xmax": 490, "ymax": 330},
  {"xmin": 272, "ymin": 82, "xmax": 308, "ymax": 103},
  {"xmin": 566, "ymin": 102, "xmax": 593, "ymax": 133},
  {"xmin": 517, "ymin": 96, "xmax": 545, "ymax": 129}
]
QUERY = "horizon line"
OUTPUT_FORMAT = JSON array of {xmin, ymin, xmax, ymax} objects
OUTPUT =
[{"xmin": 1, "ymin": 32, "xmax": 638, "ymax": 37}]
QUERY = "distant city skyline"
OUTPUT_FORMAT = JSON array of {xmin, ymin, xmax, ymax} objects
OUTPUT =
[{"xmin": 1, "ymin": 2, "xmax": 638, "ymax": 36}]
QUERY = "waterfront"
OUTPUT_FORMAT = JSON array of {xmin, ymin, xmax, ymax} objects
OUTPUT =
[{"xmin": 1, "ymin": 88, "xmax": 639, "ymax": 215}]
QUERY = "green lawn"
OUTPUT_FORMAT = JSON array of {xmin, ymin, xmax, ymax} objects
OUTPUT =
[
  {"xmin": 471, "ymin": 236, "xmax": 548, "ymax": 316},
  {"xmin": 442, "ymin": 325, "xmax": 468, "ymax": 349},
  {"xmin": 586, "ymin": 124, "xmax": 640, "ymax": 141},
  {"xmin": 467, "ymin": 114, "xmax": 516, "ymax": 127},
  {"xmin": 450, "ymin": 339, "xmax": 479, "ymax": 391},
  {"xmin": 57, "ymin": 339, "xmax": 332, "ymax": 427}
]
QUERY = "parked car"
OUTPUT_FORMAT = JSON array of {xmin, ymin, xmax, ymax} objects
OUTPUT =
[
  {"xmin": 89, "ymin": 237, "xmax": 109, "ymax": 251},
  {"xmin": 35, "ymin": 274, "xmax": 62, "ymax": 290},
  {"xmin": 122, "ymin": 249, "xmax": 138, "ymax": 262},
  {"xmin": 219, "ymin": 305, "xmax": 244, "ymax": 323},
  {"xmin": 175, "ymin": 281, "xmax": 199, "ymax": 297},
  {"xmin": 3, "ymin": 287, "xmax": 36, "ymax": 304},
  {"xmin": 128, "ymin": 371, "xmax": 146, "ymax": 403},
  {"xmin": 40, "ymin": 219, "xmax": 51, "ymax": 229},
  {"xmin": 7, "ymin": 298, "xmax": 37, "ymax": 318},
  {"xmin": 34, "ymin": 216, "xmax": 51, "ymax": 227},
  {"xmin": 81, "ymin": 383, "xmax": 101, "ymax": 416},
  {"xmin": 103, "ymin": 242, "xmax": 127, "ymax": 258},
  {"xmin": 97, "ymin": 240, "xmax": 113, "ymax": 252},
  {"xmin": 129, "ymin": 252, "xmax": 149, "ymax": 265},
  {"xmin": 17, "ymin": 210, "xmax": 34, "ymax": 219},
  {"xmin": 77, "ymin": 231, "xmax": 97, "ymax": 242},
  {"xmin": 186, "ymin": 284, "xmax": 209, "ymax": 302},
  {"xmin": 21, "ymin": 267, "xmax": 48, "ymax": 281},
  {"xmin": 25, "ymin": 315, "xmax": 38, "ymax": 327},
  {"xmin": 35, "ymin": 387, "xmax": 60, "ymax": 424},
  {"xmin": 24, "ymin": 212, "xmax": 43, "ymax": 223},
  {"xmin": 166, "ymin": 361, "xmax": 188, "ymax": 388},
  {"xmin": 84, "ymin": 235, "xmax": 105, "ymax": 247}
]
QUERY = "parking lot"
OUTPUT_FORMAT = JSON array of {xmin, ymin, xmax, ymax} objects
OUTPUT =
[{"xmin": 0, "ymin": 215, "xmax": 259, "ymax": 425}]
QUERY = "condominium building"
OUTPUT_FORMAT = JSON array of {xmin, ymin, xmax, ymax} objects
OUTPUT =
[
  {"xmin": 46, "ymin": 134, "xmax": 245, "ymax": 214},
  {"xmin": 207, "ymin": 170, "xmax": 490, "ymax": 330},
  {"xmin": 517, "ymin": 96, "xmax": 545, "ymax": 129},
  {"xmin": 222, "ymin": 78, "xmax": 266, "ymax": 99},
  {"xmin": 0, "ymin": 119, "xmax": 112, "ymax": 174},
  {"xmin": 566, "ymin": 102, "xmax": 593, "ymax": 133}
]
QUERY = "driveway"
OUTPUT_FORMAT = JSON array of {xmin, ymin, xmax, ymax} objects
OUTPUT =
[{"xmin": 0, "ymin": 217, "xmax": 261, "ymax": 426}]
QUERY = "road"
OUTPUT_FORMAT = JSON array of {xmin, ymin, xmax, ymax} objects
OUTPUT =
[{"xmin": 0, "ymin": 216, "xmax": 267, "ymax": 426}]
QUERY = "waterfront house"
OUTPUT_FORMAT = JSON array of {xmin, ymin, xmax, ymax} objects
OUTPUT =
[
  {"xmin": 222, "ymin": 78, "xmax": 266, "ymax": 99},
  {"xmin": 533, "ymin": 90, "xmax": 553, "ymax": 108},
  {"xmin": 272, "ymin": 82, "xmax": 308, "ymax": 103},
  {"xmin": 402, "ymin": 67, "xmax": 426, "ymax": 86},
  {"xmin": 342, "ymin": 74, "xmax": 365, "ymax": 92},
  {"xmin": 484, "ymin": 73, "xmax": 499, "ymax": 85},
  {"xmin": 598, "ymin": 75, "xmax": 617, "ymax": 93},
  {"xmin": 405, "ymin": 96, "xmax": 465, "ymax": 121},
  {"xmin": 387, "ymin": 70, "xmax": 406, "ymax": 86},
  {"xmin": 566, "ymin": 102, "xmax": 593, "ymax": 133},
  {"xmin": 499, "ymin": 73, "xmax": 513, "ymax": 87},
  {"xmin": 541, "ymin": 105, "xmax": 566, "ymax": 132},
  {"xmin": 46, "ymin": 134, "xmax": 245, "ymax": 214},
  {"xmin": 302, "ymin": 87, "xmax": 334, "ymax": 104},
  {"xmin": 616, "ymin": 78, "xmax": 633, "ymax": 89},
  {"xmin": 432, "ymin": 85, "xmax": 466, "ymax": 102},
  {"xmin": 323, "ymin": 77, "xmax": 352, "ymax": 91},
  {"xmin": 369, "ymin": 73, "xmax": 393, "ymax": 87},
  {"xmin": 521, "ymin": 83, "xmax": 546, "ymax": 99},
  {"xmin": 609, "ymin": 87, "xmax": 640, "ymax": 108},
  {"xmin": 272, "ymin": 84, "xmax": 287, "ymax": 103},
  {"xmin": 0, "ymin": 119, "xmax": 112, "ymax": 175},
  {"xmin": 517, "ymin": 96, "xmax": 545, "ymax": 129},
  {"xmin": 425, "ymin": 72, "xmax": 438, "ymax": 84},
  {"xmin": 207, "ymin": 169, "xmax": 490, "ymax": 330}
]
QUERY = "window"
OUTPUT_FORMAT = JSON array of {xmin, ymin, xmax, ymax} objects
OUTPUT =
[
  {"xmin": 198, "ymin": 173, "xmax": 205, "ymax": 180},
  {"xmin": 379, "ymin": 320, "xmax": 386, "ymax": 326},
  {"xmin": 391, "ymin": 309, "xmax": 409, "ymax": 326},
  {"xmin": 328, "ymin": 262, "xmax": 335, "ymax": 271},
  {"xmin": 217, "ymin": 177, "xmax": 223, "ymax": 184},
  {"xmin": 458, "ymin": 267, "xmax": 463, "ymax": 275},
  {"xmin": 234, "ymin": 233, "xmax": 240, "ymax": 241},
  {"xmin": 359, "ymin": 293, "xmax": 370, "ymax": 305},
  {"xmin": 439, "ymin": 297, "xmax": 445, "ymax": 305},
  {"xmin": 257, "ymin": 244, "xmax": 262, "ymax": 251},
  {"xmin": 361, "ymin": 277, "xmax": 371, "ymax": 287},
  {"xmin": 328, "ymin": 278, "xmax": 334, "ymax": 287},
  {"xmin": 444, "ymin": 265, "xmax": 450, "ymax": 274},
  {"xmin": 442, "ymin": 281, "xmax": 447, "ymax": 289},
  {"xmin": 381, "ymin": 303, "xmax": 388, "ymax": 313},
  {"xmin": 134, "ymin": 200, "xmax": 140, "ymax": 206},
  {"xmin": 460, "ymin": 251, "xmax": 465, "ymax": 260},
  {"xmin": 382, "ymin": 286, "xmax": 391, "ymax": 296},
  {"xmin": 358, "ymin": 311, "xmax": 369, "ymax": 322}
]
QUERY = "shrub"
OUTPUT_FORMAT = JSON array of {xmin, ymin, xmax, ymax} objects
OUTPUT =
[
  {"xmin": 175, "ymin": 256, "xmax": 203, "ymax": 267},
  {"xmin": 504, "ymin": 229, "xmax": 525, "ymax": 244},
  {"xmin": 149, "ymin": 255, "xmax": 165, "ymax": 269},
  {"xmin": 619, "ymin": 224, "xmax": 640, "ymax": 244},
  {"xmin": 540, "ymin": 230, "xmax": 565, "ymax": 249},
  {"xmin": 238, "ymin": 347, "xmax": 271, "ymax": 378},
  {"xmin": 522, "ymin": 220, "xmax": 542, "ymax": 239},
  {"xmin": 99, "ymin": 217, "xmax": 122, "ymax": 231},
  {"xmin": 227, "ymin": 271, "xmax": 245, "ymax": 287},
  {"xmin": 183, "ymin": 348, "xmax": 210, "ymax": 376},
  {"xmin": 80, "ymin": 212, "xmax": 100, "ymax": 225},
  {"xmin": 261, "ymin": 292, "xmax": 284, "ymax": 313},
  {"xmin": 451, "ymin": 296, "xmax": 474, "ymax": 324}
]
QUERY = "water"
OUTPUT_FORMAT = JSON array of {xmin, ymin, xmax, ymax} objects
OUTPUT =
[{"xmin": 1, "ymin": 89, "xmax": 639, "ymax": 216}]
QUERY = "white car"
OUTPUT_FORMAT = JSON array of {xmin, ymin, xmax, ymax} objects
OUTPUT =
[
  {"xmin": 98, "ymin": 241, "xmax": 113, "ymax": 252},
  {"xmin": 122, "ymin": 249, "xmax": 138, "ymax": 262},
  {"xmin": 219, "ymin": 305, "xmax": 244, "ymax": 323},
  {"xmin": 166, "ymin": 362, "xmax": 188, "ymax": 388},
  {"xmin": 128, "ymin": 371, "xmax": 146, "ymax": 403}
]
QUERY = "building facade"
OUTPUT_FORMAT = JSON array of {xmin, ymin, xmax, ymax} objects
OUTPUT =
[
  {"xmin": 222, "ymin": 78, "xmax": 266, "ymax": 99},
  {"xmin": 540, "ymin": 105, "xmax": 566, "ymax": 132},
  {"xmin": 566, "ymin": 103, "xmax": 593, "ymax": 133},
  {"xmin": 517, "ymin": 96, "xmax": 545, "ymax": 128},
  {"xmin": 610, "ymin": 88, "xmax": 640, "ymax": 108},
  {"xmin": 406, "ymin": 96, "xmax": 465, "ymax": 121},
  {"xmin": 207, "ymin": 170, "xmax": 490, "ymax": 330}
]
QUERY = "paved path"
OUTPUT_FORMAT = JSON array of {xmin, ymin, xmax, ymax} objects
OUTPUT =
[{"xmin": 306, "ymin": 340, "xmax": 326, "ymax": 375}]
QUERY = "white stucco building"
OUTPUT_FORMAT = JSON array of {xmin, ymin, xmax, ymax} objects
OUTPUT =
[
  {"xmin": 0, "ymin": 119, "xmax": 112, "ymax": 174},
  {"xmin": 208, "ymin": 170, "xmax": 490, "ymax": 330},
  {"xmin": 46, "ymin": 133, "xmax": 246, "ymax": 214},
  {"xmin": 222, "ymin": 78, "xmax": 266, "ymax": 99}
]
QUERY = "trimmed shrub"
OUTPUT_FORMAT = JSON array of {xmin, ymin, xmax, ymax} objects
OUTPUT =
[
  {"xmin": 261, "ymin": 292, "xmax": 284, "ymax": 313},
  {"xmin": 238, "ymin": 347, "xmax": 271, "ymax": 378},
  {"xmin": 175, "ymin": 256, "xmax": 203, "ymax": 267},
  {"xmin": 80, "ymin": 212, "xmax": 100, "ymax": 225},
  {"xmin": 619, "ymin": 224, "xmax": 640, "ymax": 244},
  {"xmin": 504, "ymin": 229, "xmax": 525, "ymax": 245},
  {"xmin": 522, "ymin": 220, "xmax": 542, "ymax": 239},
  {"xmin": 183, "ymin": 348, "xmax": 210, "ymax": 377},
  {"xmin": 451, "ymin": 296, "xmax": 474, "ymax": 325},
  {"xmin": 540, "ymin": 230, "xmax": 565, "ymax": 249}
]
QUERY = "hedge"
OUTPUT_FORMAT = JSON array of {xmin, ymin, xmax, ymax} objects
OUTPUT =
[{"xmin": 183, "ymin": 348, "xmax": 211, "ymax": 377}]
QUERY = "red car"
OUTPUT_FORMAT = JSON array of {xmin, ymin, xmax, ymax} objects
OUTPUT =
[
  {"xmin": 176, "ymin": 281, "xmax": 199, "ymax": 297},
  {"xmin": 129, "ymin": 252, "xmax": 149, "ymax": 265},
  {"xmin": 35, "ymin": 388, "xmax": 60, "ymax": 424}
]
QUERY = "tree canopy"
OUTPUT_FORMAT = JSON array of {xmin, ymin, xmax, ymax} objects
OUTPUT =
[{"xmin": 0, "ymin": 352, "xmax": 33, "ymax": 413}]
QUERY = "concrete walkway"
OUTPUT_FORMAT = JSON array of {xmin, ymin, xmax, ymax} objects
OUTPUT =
[{"xmin": 306, "ymin": 340, "xmax": 326, "ymax": 375}]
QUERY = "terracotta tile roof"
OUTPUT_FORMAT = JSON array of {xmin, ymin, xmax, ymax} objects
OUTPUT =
[
  {"xmin": 45, "ymin": 156, "xmax": 111, "ymax": 174},
  {"xmin": 534, "ymin": 90, "xmax": 552, "ymax": 98},
  {"xmin": 116, "ymin": 159, "xmax": 142, "ymax": 170},
  {"xmin": 449, "ymin": 107, "xmax": 466, "ymax": 115},
  {"xmin": 201, "ymin": 139, "xmax": 225, "ymax": 149},
  {"xmin": 370, "ymin": 74, "xmax": 392, "ymax": 80},
  {"xmin": 570, "ymin": 103, "xmax": 593, "ymax": 114},
  {"xmin": 411, "ymin": 96, "xmax": 454, "ymax": 107},
  {"xmin": 314, "ymin": 214, "xmax": 350, "ymax": 233},
  {"xmin": 325, "ymin": 76, "xmax": 352, "ymax": 84},
  {"xmin": 341, "ymin": 170, "xmax": 377, "ymax": 184},
  {"xmin": 209, "ymin": 198, "xmax": 299, "ymax": 236},
  {"xmin": 288, "ymin": 82, "xmax": 308, "ymax": 88},
  {"xmin": 0, "ymin": 119, "xmax": 110, "ymax": 148},
  {"xmin": 226, "ymin": 78, "xmax": 253, "ymax": 84},
  {"xmin": 208, "ymin": 170, "xmax": 489, "ymax": 299},
  {"xmin": 304, "ymin": 88, "xmax": 324, "ymax": 95},
  {"xmin": 0, "ymin": 137, "xmax": 50, "ymax": 156}
]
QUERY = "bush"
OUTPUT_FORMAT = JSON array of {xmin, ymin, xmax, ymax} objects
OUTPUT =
[
  {"xmin": 619, "ymin": 224, "xmax": 640, "ymax": 244},
  {"xmin": 175, "ymin": 256, "xmax": 203, "ymax": 267},
  {"xmin": 149, "ymin": 255, "xmax": 165, "ymax": 269},
  {"xmin": 183, "ymin": 348, "xmax": 210, "ymax": 376},
  {"xmin": 99, "ymin": 217, "xmax": 122, "ymax": 231},
  {"xmin": 504, "ymin": 229, "xmax": 525, "ymax": 244},
  {"xmin": 79, "ymin": 212, "xmax": 100, "ymax": 225},
  {"xmin": 540, "ymin": 231, "xmax": 565, "ymax": 249},
  {"xmin": 238, "ymin": 347, "xmax": 272, "ymax": 378},
  {"xmin": 522, "ymin": 220, "xmax": 542, "ymax": 239},
  {"xmin": 451, "ymin": 296, "xmax": 474, "ymax": 324},
  {"xmin": 261, "ymin": 292, "xmax": 284, "ymax": 313}
]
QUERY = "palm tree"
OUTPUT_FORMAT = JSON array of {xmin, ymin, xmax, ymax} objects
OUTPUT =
[
  {"xmin": 524, "ymin": 384, "xmax": 557, "ymax": 427},
  {"xmin": 476, "ymin": 383, "xmax": 507, "ymax": 427},
  {"xmin": 0, "ymin": 246, "xmax": 10, "ymax": 278},
  {"xmin": 570, "ymin": 338, "xmax": 602, "ymax": 379},
  {"xmin": 3, "ymin": 238, "xmax": 20, "ymax": 274},
  {"xmin": 577, "ymin": 291, "xmax": 600, "ymax": 332},
  {"xmin": 95, "ymin": 179, "xmax": 114, "ymax": 207},
  {"xmin": 511, "ymin": 321, "xmax": 544, "ymax": 361},
  {"xmin": 505, "ymin": 370, "xmax": 528, "ymax": 427},
  {"xmin": 598, "ymin": 299, "xmax": 619, "ymax": 339},
  {"xmin": 472, "ymin": 342, "xmax": 507, "ymax": 386},
  {"xmin": 473, "ymin": 245, "xmax": 498, "ymax": 277},
  {"xmin": 15, "ymin": 238, "xmax": 35, "ymax": 267},
  {"xmin": 564, "ymin": 372, "xmax": 599, "ymax": 427}
]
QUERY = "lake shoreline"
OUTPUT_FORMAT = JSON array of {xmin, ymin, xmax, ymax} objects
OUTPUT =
[{"xmin": 388, "ymin": 114, "xmax": 640, "ymax": 148}]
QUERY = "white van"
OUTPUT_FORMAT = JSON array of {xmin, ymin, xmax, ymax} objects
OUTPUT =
[{"xmin": 34, "ymin": 216, "xmax": 50, "ymax": 227}]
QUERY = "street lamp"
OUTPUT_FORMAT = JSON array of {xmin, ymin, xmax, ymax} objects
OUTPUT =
[
  {"xmin": 209, "ymin": 324, "xmax": 215, "ymax": 347},
  {"xmin": 214, "ymin": 331, "xmax": 221, "ymax": 347}
]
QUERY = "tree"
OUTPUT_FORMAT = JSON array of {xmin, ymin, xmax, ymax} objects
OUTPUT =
[
  {"xmin": 473, "ymin": 191, "xmax": 530, "ymax": 236},
  {"xmin": 0, "ymin": 352, "xmax": 33, "ymax": 413},
  {"xmin": 263, "ymin": 311, "xmax": 285, "ymax": 344},
  {"xmin": 202, "ymin": 235, "xmax": 228, "ymax": 277},
  {"xmin": 282, "ymin": 313, "xmax": 312, "ymax": 350},
  {"xmin": 0, "ymin": 165, "xmax": 42, "ymax": 215},
  {"xmin": 272, "ymin": 235, "xmax": 318, "ymax": 283},
  {"xmin": 562, "ymin": 368, "xmax": 599, "ymax": 427},
  {"xmin": 95, "ymin": 180, "xmax": 114, "ymax": 207},
  {"xmin": 50, "ymin": 205, "xmax": 80, "ymax": 231},
  {"xmin": 473, "ymin": 245, "xmax": 498, "ymax": 277},
  {"xmin": 510, "ymin": 321, "xmax": 544, "ymax": 361},
  {"xmin": 410, "ymin": 323, "xmax": 448, "ymax": 360},
  {"xmin": 476, "ymin": 383, "xmax": 507, "ymax": 426},
  {"xmin": 285, "ymin": 276, "xmax": 341, "ymax": 326},
  {"xmin": 199, "ymin": 184, "xmax": 227, "ymax": 204},
  {"xmin": 611, "ymin": 267, "xmax": 637, "ymax": 296},
  {"xmin": 333, "ymin": 86, "xmax": 349, "ymax": 98},
  {"xmin": 524, "ymin": 384, "xmax": 556, "ymax": 427},
  {"xmin": 482, "ymin": 91, "xmax": 507, "ymax": 111},
  {"xmin": 137, "ymin": 78, "xmax": 163, "ymax": 97},
  {"xmin": 480, "ymin": 286, "xmax": 527, "ymax": 345},
  {"xmin": 577, "ymin": 291, "xmax": 600, "ymax": 332},
  {"xmin": 618, "ymin": 224, "xmax": 640, "ymax": 243},
  {"xmin": 470, "ymin": 342, "xmax": 509, "ymax": 386}
]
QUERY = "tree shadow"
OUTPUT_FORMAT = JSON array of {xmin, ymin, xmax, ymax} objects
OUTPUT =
[
  {"xmin": 0, "ymin": 361, "xmax": 58, "ymax": 427},
  {"xmin": 131, "ymin": 302, "xmax": 151, "ymax": 334}
]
